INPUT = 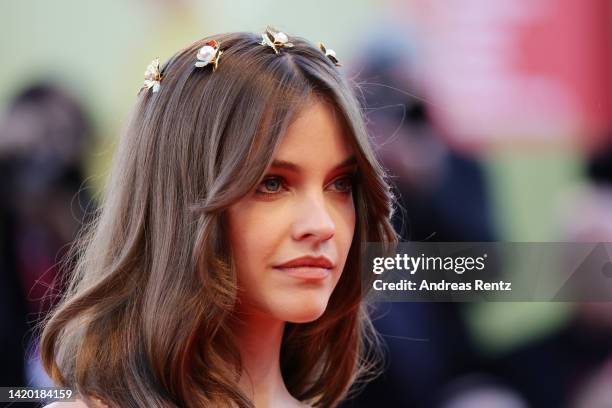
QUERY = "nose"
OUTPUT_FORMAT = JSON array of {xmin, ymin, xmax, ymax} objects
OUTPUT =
[{"xmin": 292, "ymin": 191, "xmax": 335, "ymax": 242}]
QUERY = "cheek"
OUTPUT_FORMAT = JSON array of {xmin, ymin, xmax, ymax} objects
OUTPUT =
[
  {"xmin": 333, "ymin": 197, "xmax": 356, "ymax": 257},
  {"xmin": 227, "ymin": 202, "xmax": 287, "ymax": 277}
]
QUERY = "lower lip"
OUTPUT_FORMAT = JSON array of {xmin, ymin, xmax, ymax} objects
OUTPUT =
[{"xmin": 275, "ymin": 266, "xmax": 331, "ymax": 280}]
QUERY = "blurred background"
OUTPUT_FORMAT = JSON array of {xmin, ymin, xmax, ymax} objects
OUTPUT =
[{"xmin": 1, "ymin": 1, "xmax": 611, "ymax": 407}]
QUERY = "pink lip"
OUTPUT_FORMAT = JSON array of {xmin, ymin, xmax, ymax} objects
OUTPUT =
[
  {"xmin": 275, "ymin": 255, "xmax": 335, "ymax": 269},
  {"xmin": 274, "ymin": 256, "xmax": 335, "ymax": 280}
]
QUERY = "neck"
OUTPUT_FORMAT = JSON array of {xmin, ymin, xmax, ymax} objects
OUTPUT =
[{"xmin": 233, "ymin": 308, "xmax": 296, "ymax": 407}]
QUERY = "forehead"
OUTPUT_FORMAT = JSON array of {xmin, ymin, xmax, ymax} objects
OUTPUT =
[{"xmin": 273, "ymin": 99, "xmax": 354, "ymax": 167}]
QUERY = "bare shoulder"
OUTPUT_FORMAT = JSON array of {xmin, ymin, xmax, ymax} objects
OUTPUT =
[
  {"xmin": 44, "ymin": 401, "xmax": 89, "ymax": 408},
  {"xmin": 44, "ymin": 399, "xmax": 107, "ymax": 408}
]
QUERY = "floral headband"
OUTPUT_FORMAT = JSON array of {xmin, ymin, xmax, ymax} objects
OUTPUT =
[{"xmin": 141, "ymin": 28, "xmax": 340, "ymax": 94}]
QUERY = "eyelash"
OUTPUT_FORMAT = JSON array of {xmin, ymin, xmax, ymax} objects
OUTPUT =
[{"xmin": 255, "ymin": 173, "xmax": 358, "ymax": 196}]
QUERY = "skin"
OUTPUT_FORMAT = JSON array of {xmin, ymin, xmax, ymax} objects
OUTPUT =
[
  {"xmin": 44, "ymin": 399, "xmax": 105, "ymax": 408},
  {"xmin": 228, "ymin": 97, "xmax": 357, "ymax": 407},
  {"xmin": 44, "ymin": 98, "xmax": 357, "ymax": 408}
]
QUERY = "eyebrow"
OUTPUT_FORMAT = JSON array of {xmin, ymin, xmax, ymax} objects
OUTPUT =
[{"xmin": 269, "ymin": 155, "xmax": 357, "ymax": 173}]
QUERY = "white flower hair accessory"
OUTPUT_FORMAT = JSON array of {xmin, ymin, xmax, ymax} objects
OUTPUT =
[
  {"xmin": 142, "ymin": 58, "xmax": 162, "ymax": 93},
  {"xmin": 260, "ymin": 27, "xmax": 294, "ymax": 54},
  {"xmin": 319, "ymin": 43, "xmax": 341, "ymax": 67},
  {"xmin": 195, "ymin": 40, "xmax": 222, "ymax": 70}
]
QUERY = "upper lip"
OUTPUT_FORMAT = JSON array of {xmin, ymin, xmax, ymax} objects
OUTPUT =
[{"xmin": 275, "ymin": 255, "xmax": 335, "ymax": 269}]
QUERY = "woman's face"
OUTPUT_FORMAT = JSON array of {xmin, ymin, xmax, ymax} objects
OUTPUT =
[{"xmin": 227, "ymin": 99, "xmax": 357, "ymax": 323}]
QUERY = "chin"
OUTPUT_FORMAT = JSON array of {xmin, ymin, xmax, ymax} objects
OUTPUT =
[{"xmin": 274, "ymin": 292, "xmax": 331, "ymax": 323}]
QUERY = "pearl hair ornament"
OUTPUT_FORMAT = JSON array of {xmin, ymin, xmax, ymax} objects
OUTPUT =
[{"xmin": 141, "ymin": 29, "xmax": 341, "ymax": 94}]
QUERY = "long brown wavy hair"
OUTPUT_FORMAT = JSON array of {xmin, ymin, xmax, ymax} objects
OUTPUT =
[{"xmin": 39, "ymin": 31, "xmax": 397, "ymax": 407}]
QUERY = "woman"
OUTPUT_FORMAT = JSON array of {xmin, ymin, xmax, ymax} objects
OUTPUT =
[{"xmin": 41, "ymin": 29, "xmax": 397, "ymax": 407}]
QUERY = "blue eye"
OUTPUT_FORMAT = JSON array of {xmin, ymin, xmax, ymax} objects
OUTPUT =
[
  {"xmin": 256, "ymin": 177, "xmax": 284, "ymax": 194},
  {"xmin": 331, "ymin": 175, "xmax": 355, "ymax": 193},
  {"xmin": 255, "ymin": 174, "xmax": 357, "ymax": 196}
]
